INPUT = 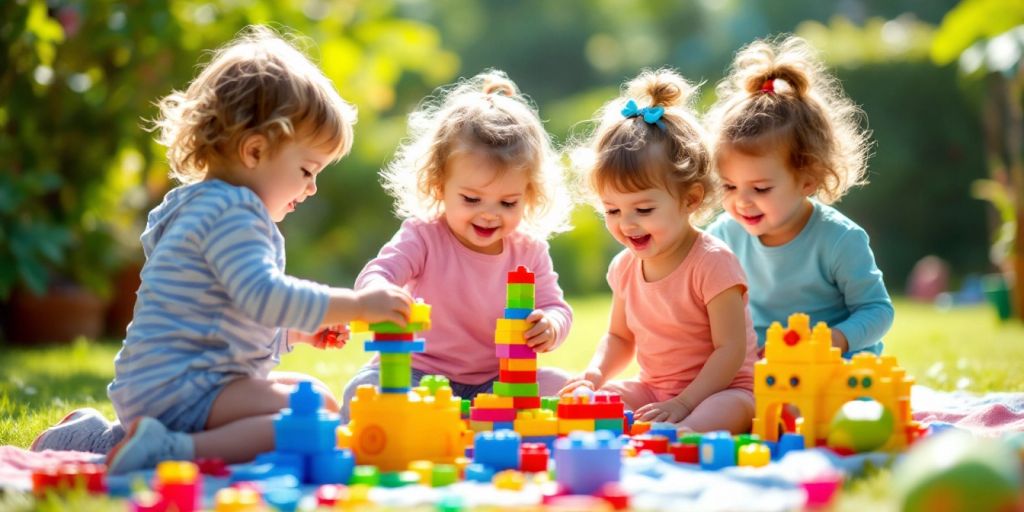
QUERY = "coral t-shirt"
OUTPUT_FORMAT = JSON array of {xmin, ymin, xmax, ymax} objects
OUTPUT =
[{"xmin": 607, "ymin": 232, "xmax": 759, "ymax": 395}]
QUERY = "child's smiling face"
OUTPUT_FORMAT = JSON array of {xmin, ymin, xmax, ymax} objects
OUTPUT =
[
  {"xmin": 600, "ymin": 184, "xmax": 698, "ymax": 278},
  {"xmin": 718, "ymin": 148, "xmax": 816, "ymax": 247},
  {"xmin": 441, "ymin": 150, "xmax": 529, "ymax": 255}
]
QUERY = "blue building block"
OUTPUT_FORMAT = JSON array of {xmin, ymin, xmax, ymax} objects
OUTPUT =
[
  {"xmin": 553, "ymin": 430, "xmax": 623, "ymax": 495},
  {"xmin": 492, "ymin": 421, "xmax": 515, "ymax": 431},
  {"xmin": 290, "ymin": 381, "xmax": 323, "ymax": 415},
  {"xmin": 473, "ymin": 429, "xmax": 521, "ymax": 471},
  {"xmin": 624, "ymin": 410, "xmax": 635, "ymax": 431},
  {"xmin": 274, "ymin": 411, "xmax": 339, "ymax": 454},
  {"xmin": 504, "ymin": 308, "xmax": 532, "ymax": 320},
  {"xmin": 364, "ymin": 340, "xmax": 426, "ymax": 353},
  {"xmin": 464, "ymin": 463, "xmax": 495, "ymax": 483},
  {"xmin": 380, "ymin": 386, "xmax": 411, "ymax": 394},
  {"xmin": 765, "ymin": 440, "xmax": 779, "ymax": 460},
  {"xmin": 253, "ymin": 451, "xmax": 305, "ymax": 480},
  {"xmin": 777, "ymin": 433, "xmax": 805, "ymax": 460},
  {"xmin": 309, "ymin": 449, "xmax": 355, "ymax": 485},
  {"xmin": 648, "ymin": 422, "xmax": 678, "ymax": 443},
  {"xmin": 699, "ymin": 431, "xmax": 736, "ymax": 470}
]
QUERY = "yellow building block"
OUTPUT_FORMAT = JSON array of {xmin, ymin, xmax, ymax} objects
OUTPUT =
[
  {"xmin": 513, "ymin": 409, "xmax": 559, "ymax": 437},
  {"xmin": 214, "ymin": 487, "xmax": 261, "ymax": 512},
  {"xmin": 738, "ymin": 443, "xmax": 771, "ymax": 467},
  {"xmin": 473, "ymin": 393, "xmax": 514, "ymax": 409},
  {"xmin": 496, "ymin": 319, "xmax": 529, "ymax": 332},
  {"xmin": 495, "ymin": 330, "xmax": 528, "ymax": 344},
  {"xmin": 493, "ymin": 470, "xmax": 526, "ymax": 490},
  {"xmin": 558, "ymin": 418, "xmax": 596, "ymax": 435}
]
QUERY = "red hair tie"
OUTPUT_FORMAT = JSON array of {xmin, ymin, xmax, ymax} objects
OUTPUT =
[{"xmin": 761, "ymin": 78, "xmax": 775, "ymax": 94}]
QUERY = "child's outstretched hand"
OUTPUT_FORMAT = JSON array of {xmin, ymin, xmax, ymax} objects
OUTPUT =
[
  {"xmin": 524, "ymin": 310, "xmax": 557, "ymax": 353},
  {"xmin": 559, "ymin": 368, "xmax": 604, "ymax": 396},
  {"xmin": 289, "ymin": 326, "xmax": 349, "ymax": 349},
  {"xmin": 355, "ymin": 285, "xmax": 413, "ymax": 326},
  {"xmin": 314, "ymin": 324, "xmax": 350, "ymax": 349},
  {"xmin": 634, "ymin": 397, "xmax": 692, "ymax": 424}
]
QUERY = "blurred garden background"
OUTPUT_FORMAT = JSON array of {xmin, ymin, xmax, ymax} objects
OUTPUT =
[{"xmin": 2, "ymin": 0, "xmax": 1024, "ymax": 410}]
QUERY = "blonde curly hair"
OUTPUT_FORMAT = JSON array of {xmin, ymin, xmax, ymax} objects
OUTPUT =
[
  {"xmin": 150, "ymin": 25, "xmax": 357, "ymax": 184},
  {"xmin": 379, "ymin": 70, "xmax": 572, "ymax": 239},
  {"xmin": 571, "ymin": 68, "xmax": 715, "ymax": 224},
  {"xmin": 705, "ymin": 35, "xmax": 871, "ymax": 204}
]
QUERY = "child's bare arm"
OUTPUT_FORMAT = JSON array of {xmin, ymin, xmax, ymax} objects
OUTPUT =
[
  {"xmin": 320, "ymin": 286, "xmax": 413, "ymax": 327},
  {"xmin": 674, "ymin": 285, "xmax": 748, "ymax": 411}
]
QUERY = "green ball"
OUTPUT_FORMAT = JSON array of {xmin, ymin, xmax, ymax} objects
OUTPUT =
[
  {"xmin": 827, "ymin": 399, "xmax": 894, "ymax": 452},
  {"xmin": 894, "ymin": 430, "xmax": 1021, "ymax": 512}
]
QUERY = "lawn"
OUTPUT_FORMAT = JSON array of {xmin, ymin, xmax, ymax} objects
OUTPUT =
[{"xmin": 2, "ymin": 296, "xmax": 1022, "ymax": 450}]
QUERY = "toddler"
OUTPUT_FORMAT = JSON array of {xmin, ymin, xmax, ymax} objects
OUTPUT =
[
  {"xmin": 560, "ymin": 69, "xmax": 759, "ymax": 434},
  {"xmin": 704, "ymin": 35, "xmax": 893, "ymax": 356},
  {"xmin": 37, "ymin": 26, "xmax": 412, "ymax": 474},
  {"xmin": 340, "ymin": 70, "xmax": 575, "ymax": 421}
]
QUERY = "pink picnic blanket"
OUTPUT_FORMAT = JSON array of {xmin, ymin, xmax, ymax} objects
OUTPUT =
[{"xmin": 911, "ymin": 385, "xmax": 1024, "ymax": 436}]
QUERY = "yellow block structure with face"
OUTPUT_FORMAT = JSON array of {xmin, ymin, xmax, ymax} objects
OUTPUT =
[{"xmin": 751, "ymin": 313, "xmax": 919, "ymax": 451}]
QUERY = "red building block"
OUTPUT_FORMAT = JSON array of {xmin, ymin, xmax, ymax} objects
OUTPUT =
[
  {"xmin": 498, "ymin": 370, "xmax": 538, "ymax": 383},
  {"xmin": 508, "ymin": 266, "xmax": 535, "ymax": 284},
  {"xmin": 32, "ymin": 463, "xmax": 106, "ymax": 495},
  {"xmin": 512, "ymin": 396, "xmax": 541, "ymax": 409},
  {"xmin": 519, "ymin": 443, "xmax": 549, "ymax": 473},
  {"xmin": 631, "ymin": 435, "xmax": 669, "ymax": 454},
  {"xmin": 670, "ymin": 442, "xmax": 699, "ymax": 463}
]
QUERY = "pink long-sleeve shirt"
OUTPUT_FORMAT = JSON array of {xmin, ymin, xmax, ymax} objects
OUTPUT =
[{"xmin": 355, "ymin": 218, "xmax": 573, "ymax": 384}]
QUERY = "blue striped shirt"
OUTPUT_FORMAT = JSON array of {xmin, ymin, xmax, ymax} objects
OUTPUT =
[{"xmin": 108, "ymin": 180, "xmax": 330, "ymax": 425}]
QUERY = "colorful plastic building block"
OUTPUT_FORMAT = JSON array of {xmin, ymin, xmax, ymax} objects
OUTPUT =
[
  {"xmin": 473, "ymin": 429, "xmax": 521, "ymax": 471},
  {"xmin": 519, "ymin": 442, "xmax": 549, "ymax": 473},
  {"xmin": 213, "ymin": 486, "xmax": 262, "ymax": 511},
  {"xmin": 751, "ymin": 313, "xmax": 918, "ymax": 450},
  {"xmin": 553, "ymin": 431, "xmax": 623, "ymax": 495},
  {"xmin": 32, "ymin": 462, "xmax": 106, "ymax": 496},
  {"xmin": 699, "ymin": 431, "xmax": 736, "ymax": 470}
]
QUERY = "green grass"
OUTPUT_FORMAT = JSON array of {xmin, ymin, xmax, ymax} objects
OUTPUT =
[
  {"xmin": 1, "ymin": 296, "xmax": 1021, "ymax": 510},
  {"xmin": 3, "ymin": 296, "xmax": 1021, "ymax": 449}
]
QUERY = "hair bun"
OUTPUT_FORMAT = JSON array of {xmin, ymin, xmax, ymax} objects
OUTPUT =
[
  {"xmin": 481, "ymin": 73, "xmax": 517, "ymax": 97},
  {"xmin": 738, "ymin": 39, "xmax": 813, "ymax": 98},
  {"xmin": 625, "ymin": 68, "xmax": 693, "ymax": 108}
]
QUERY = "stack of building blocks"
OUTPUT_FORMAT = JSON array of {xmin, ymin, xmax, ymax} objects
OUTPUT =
[
  {"xmin": 751, "ymin": 313, "xmax": 920, "ymax": 450},
  {"xmin": 341, "ymin": 301, "xmax": 470, "ymax": 471},
  {"xmin": 252, "ymin": 381, "xmax": 353, "ymax": 485},
  {"xmin": 469, "ymin": 266, "xmax": 542, "ymax": 433},
  {"xmin": 556, "ymin": 391, "xmax": 626, "ymax": 435}
]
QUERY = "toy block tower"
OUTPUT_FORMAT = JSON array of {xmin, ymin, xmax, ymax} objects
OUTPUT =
[
  {"xmin": 469, "ymin": 266, "xmax": 542, "ymax": 432},
  {"xmin": 341, "ymin": 302, "xmax": 470, "ymax": 471},
  {"xmin": 752, "ymin": 313, "xmax": 919, "ymax": 450}
]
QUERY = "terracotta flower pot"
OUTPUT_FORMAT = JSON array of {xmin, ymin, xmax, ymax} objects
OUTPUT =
[{"xmin": 4, "ymin": 284, "xmax": 107, "ymax": 344}]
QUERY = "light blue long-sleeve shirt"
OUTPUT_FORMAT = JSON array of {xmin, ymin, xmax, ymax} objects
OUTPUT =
[
  {"xmin": 108, "ymin": 180, "xmax": 331, "ymax": 426},
  {"xmin": 705, "ymin": 201, "xmax": 893, "ymax": 356}
]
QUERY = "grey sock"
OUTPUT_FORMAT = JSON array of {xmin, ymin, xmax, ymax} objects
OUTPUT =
[{"xmin": 32, "ymin": 411, "xmax": 110, "ymax": 453}]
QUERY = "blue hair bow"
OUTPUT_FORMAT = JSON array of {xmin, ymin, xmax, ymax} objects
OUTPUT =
[{"xmin": 621, "ymin": 99, "xmax": 666, "ymax": 131}]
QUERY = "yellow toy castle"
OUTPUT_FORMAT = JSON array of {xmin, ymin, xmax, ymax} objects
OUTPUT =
[{"xmin": 751, "ymin": 313, "xmax": 921, "ymax": 450}]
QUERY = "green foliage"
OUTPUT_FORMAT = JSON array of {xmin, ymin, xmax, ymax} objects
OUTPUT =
[
  {"xmin": 0, "ymin": 0, "xmax": 457, "ymax": 300},
  {"xmin": 931, "ymin": 0, "xmax": 1024, "ymax": 65}
]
